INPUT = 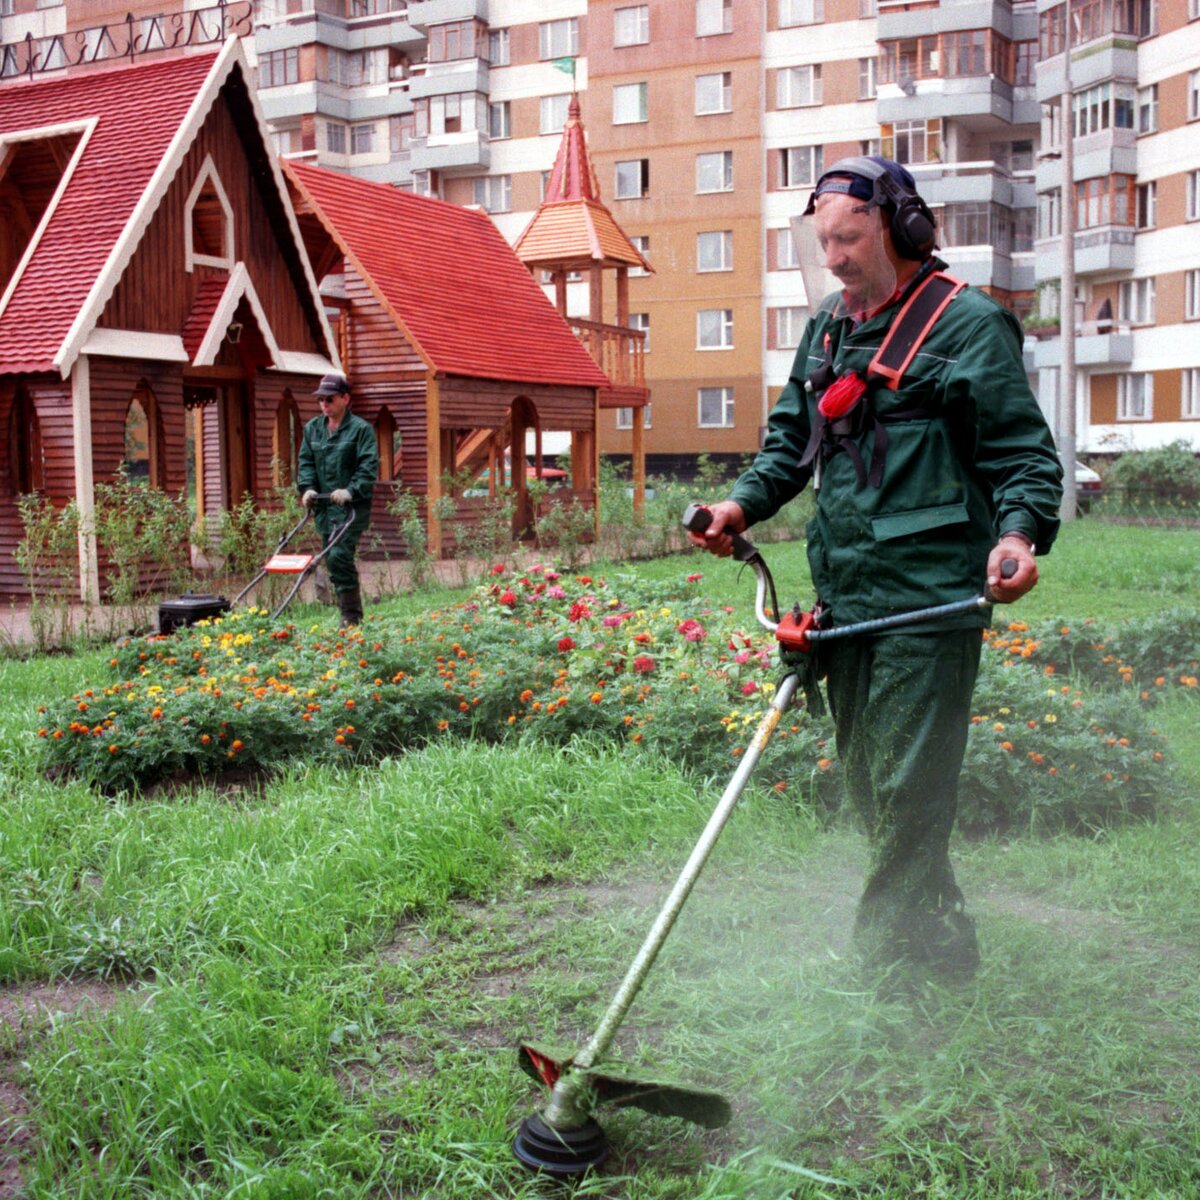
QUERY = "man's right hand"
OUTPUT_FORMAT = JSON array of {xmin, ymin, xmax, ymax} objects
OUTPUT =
[
  {"xmin": 685, "ymin": 500, "xmax": 747, "ymax": 558},
  {"xmin": 301, "ymin": 490, "xmax": 318, "ymax": 510}
]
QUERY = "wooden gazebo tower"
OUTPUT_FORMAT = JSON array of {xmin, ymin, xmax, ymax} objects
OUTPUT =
[{"xmin": 513, "ymin": 96, "xmax": 653, "ymax": 513}]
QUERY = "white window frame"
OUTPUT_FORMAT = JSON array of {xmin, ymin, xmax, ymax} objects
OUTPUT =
[
  {"xmin": 696, "ymin": 150, "xmax": 733, "ymax": 193},
  {"xmin": 696, "ymin": 0, "xmax": 732, "ymax": 36},
  {"xmin": 1188, "ymin": 171, "xmax": 1200, "ymax": 222},
  {"xmin": 1189, "ymin": 70, "xmax": 1200, "ymax": 121},
  {"xmin": 1137, "ymin": 84, "xmax": 1158, "ymax": 134},
  {"xmin": 780, "ymin": 0, "xmax": 824, "ymax": 25},
  {"xmin": 771, "ymin": 306, "xmax": 806, "ymax": 349},
  {"xmin": 697, "ymin": 308, "xmax": 734, "ymax": 349},
  {"xmin": 614, "ymin": 5, "xmax": 649, "ymax": 46},
  {"xmin": 325, "ymin": 121, "xmax": 346, "ymax": 154},
  {"xmin": 540, "ymin": 93, "xmax": 571, "ymax": 135},
  {"xmin": 780, "ymin": 145, "xmax": 821, "ymax": 189},
  {"xmin": 773, "ymin": 226, "xmax": 801, "ymax": 270},
  {"xmin": 473, "ymin": 174, "xmax": 512, "ymax": 214},
  {"xmin": 617, "ymin": 403, "xmax": 652, "ymax": 429},
  {"xmin": 859, "ymin": 56, "xmax": 877, "ymax": 100},
  {"xmin": 696, "ymin": 230, "xmax": 733, "ymax": 272},
  {"xmin": 1183, "ymin": 369, "xmax": 1200, "ymax": 419},
  {"xmin": 184, "ymin": 154, "xmax": 235, "ymax": 272},
  {"xmin": 351, "ymin": 122, "xmax": 376, "ymax": 154},
  {"xmin": 1186, "ymin": 268, "xmax": 1200, "ymax": 320},
  {"xmin": 613, "ymin": 81, "xmax": 648, "ymax": 125},
  {"xmin": 629, "ymin": 235, "xmax": 650, "ymax": 276},
  {"xmin": 488, "ymin": 101, "xmax": 511, "ymax": 140},
  {"xmin": 695, "ymin": 71, "xmax": 732, "ymax": 115},
  {"xmin": 628, "ymin": 311, "xmax": 650, "ymax": 353},
  {"xmin": 539, "ymin": 18, "xmax": 579, "ymax": 59},
  {"xmin": 698, "ymin": 386, "xmax": 735, "ymax": 427},
  {"xmin": 1135, "ymin": 181, "xmax": 1156, "ymax": 229},
  {"xmin": 777, "ymin": 64, "xmax": 822, "ymax": 108},
  {"xmin": 1117, "ymin": 373, "xmax": 1153, "ymax": 421},
  {"xmin": 615, "ymin": 158, "xmax": 650, "ymax": 199},
  {"xmin": 488, "ymin": 28, "xmax": 510, "ymax": 65},
  {"xmin": 1118, "ymin": 278, "xmax": 1155, "ymax": 325}
]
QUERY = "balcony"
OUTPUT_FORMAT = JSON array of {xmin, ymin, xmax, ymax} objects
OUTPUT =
[
  {"xmin": 567, "ymin": 319, "xmax": 648, "ymax": 409},
  {"xmin": 878, "ymin": 0, "xmax": 1014, "ymax": 40},
  {"xmin": 1031, "ymin": 318, "xmax": 1134, "ymax": 369},
  {"xmin": 877, "ymin": 75, "xmax": 1014, "ymax": 124},
  {"xmin": 408, "ymin": 129, "xmax": 488, "ymax": 172},
  {"xmin": 406, "ymin": 0, "xmax": 489, "ymax": 27},
  {"xmin": 408, "ymin": 58, "xmax": 489, "ymax": 99},
  {"xmin": 1033, "ymin": 226, "xmax": 1136, "ymax": 280}
]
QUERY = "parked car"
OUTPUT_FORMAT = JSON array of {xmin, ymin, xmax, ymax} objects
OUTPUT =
[{"xmin": 1073, "ymin": 460, "xmax": 1103, "ymax": 512}]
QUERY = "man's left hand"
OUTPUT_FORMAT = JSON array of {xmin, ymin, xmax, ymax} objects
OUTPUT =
[
  {"xmin": 330, "ymin": 489, "xmax": 353, "ymax": 506},
  {"xmin": 987, "ymin": 535, "xmax": 1038, "ymax": 603}
]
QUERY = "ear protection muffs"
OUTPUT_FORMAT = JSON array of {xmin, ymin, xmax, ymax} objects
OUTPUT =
[{"xmin": 802, "ymin": 156, "xmax": 937, "ymax": 261}]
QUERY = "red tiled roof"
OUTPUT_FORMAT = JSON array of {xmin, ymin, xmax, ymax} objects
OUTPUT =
[
  {"xmin": 513, "ymin": 96, "xmax": 651, "ymax": 273},
  {"xmin": 284, "ymin": 160, "xmax": 609, "ymax": 390},
  {"xmin": 0, "ymin": 50, "xmax": 220, "ymax": 375},
  {"xmin": 182, "ymin": 274, "xmax": 229, "ymax": 361}
]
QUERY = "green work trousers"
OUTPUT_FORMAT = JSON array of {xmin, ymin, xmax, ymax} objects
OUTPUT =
[
  {"xmin": 315, "ymin": 508, "xmax": 368, "ymax": 594},
  {"xmin": 823, "ymin": 630, "xmax": 983, "ymax": 981}
]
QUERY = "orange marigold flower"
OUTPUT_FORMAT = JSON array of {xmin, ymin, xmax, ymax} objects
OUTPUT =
[
  {"xmin": 108, "ymin": 744, "xmax": 119, "ymax": 754},
  {"xmin": 1153, "ymin": 751, "xmax": 1164, "ymax": 762},
  {"xmin": 200, "ymin": 734, "xmax": 212, "ymax": 745},
  {"xmin": 1027, "ymin": 752, "xmax": 1045, "ymax": 765},
  {"xmin": 817, "ymin": 757, "xmax": 834, "ymax": 771},
  {"xmin": 1000, "ymin": 741, "xmax": 1014, "ymax": 752},
  {"xmin": 590, "ymin": 691, "xmax": 604, "ymax": 704},
  {"xmin": 344, "ymin": 699, "xmax": 356, "ymax": 709},
  {"xmin": 993, "ymin": 722, "xmax": 1006, "ymax": 732},
  {"xmin": 437, "ymin": 719, "xmax": 450, "ymax": 731},
  {"xmin": 1047, "ymin": 767, "xmax": 1058, "ymax": 775},
  {"xmin": 52, "ymin": 730, "xmax": 63, "ymax": 739},
  {"xmin": 520, "ymin": 689, "xmax": 534, "ymax": 703},
  {"xmin": 231, "ymin": 739, "xmax": 245, "ymax": 752},
  {"xmin": 334, "ymin": 734, "xmax": 346, "ymax": 745}
]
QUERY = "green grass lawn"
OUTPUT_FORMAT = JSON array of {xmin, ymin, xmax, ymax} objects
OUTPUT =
[{"xmin": 1, "ymin": 519, "xmax": 1198, "ymax": 1199}]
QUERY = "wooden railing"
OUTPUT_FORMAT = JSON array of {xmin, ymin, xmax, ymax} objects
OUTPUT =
[
  {"xmin": 0, "ymin": 1, "xmax": 252, "ymax": 81},
  {"xmin": 566, "ymin": 319, "xmax": 646, "ymax": 391}
]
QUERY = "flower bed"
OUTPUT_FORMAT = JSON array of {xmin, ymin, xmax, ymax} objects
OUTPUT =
[{"xmin": 36, "ymin": 567, "xmax": 1181, "ymax": 834}]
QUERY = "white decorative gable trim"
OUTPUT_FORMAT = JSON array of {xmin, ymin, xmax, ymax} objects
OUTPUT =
[
  {"xmin": 184, "ymin": 153, "xmax": 235, "ymax": 272},
  {"xmin": 192, "ymin": 260, "xmax": 281, "ymax": 366}
]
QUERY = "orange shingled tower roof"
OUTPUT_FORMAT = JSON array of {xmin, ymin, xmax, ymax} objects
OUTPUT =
[{"xmin": 513, "ymin": 95, "xmax": 653, "ymax": 274}]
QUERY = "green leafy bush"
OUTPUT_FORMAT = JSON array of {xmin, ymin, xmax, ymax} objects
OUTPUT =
[{"xmin": 1105, "ymin": 441, "xmax": 1200, "ymax": 503}]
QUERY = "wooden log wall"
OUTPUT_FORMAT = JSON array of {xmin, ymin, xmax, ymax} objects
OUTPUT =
[{"xmin": 0, "ymin": 372, "xmax": 75, "ymax": 598}]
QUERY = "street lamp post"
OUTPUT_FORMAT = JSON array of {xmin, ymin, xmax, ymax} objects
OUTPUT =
[{"xmin": 1059, "ymin": 1, "xmax": 1078, "ymax": 521}]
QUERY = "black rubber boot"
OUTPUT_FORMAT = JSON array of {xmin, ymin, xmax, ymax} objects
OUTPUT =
[{"xmin": 337, "ymin": 588, "xmax": 363, "ymax": 626}]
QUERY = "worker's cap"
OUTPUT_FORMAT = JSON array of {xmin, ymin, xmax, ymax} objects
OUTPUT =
[
  {"xmin": 313, "ymin": 372, "xmax": 351, "ymax": 397},
  {"xmin": 807, "ymin": 156, "xmax": 920, "ymax": 211}
]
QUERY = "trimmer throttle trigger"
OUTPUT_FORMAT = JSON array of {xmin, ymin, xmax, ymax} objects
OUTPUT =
[{"xmin": 680, "ymin": 504, "xmax": 761, "ymax": 564}]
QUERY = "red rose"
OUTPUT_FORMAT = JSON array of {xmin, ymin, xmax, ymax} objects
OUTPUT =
[
  {"xmin": 558, "ymin": 637, "xmax": 576, "ymax": 652},
  {"xmin": 500, "ymin": 589, "xmax": 517, "ymax": 606},
  {"xmin": 633, "ymin": 655, "xmax": 655, "ymax": 674}
]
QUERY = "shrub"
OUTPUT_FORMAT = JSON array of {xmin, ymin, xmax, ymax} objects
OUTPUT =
[{"xmin": 1105, "ymin": 441, "xmax": 1200, "ymax": 506}]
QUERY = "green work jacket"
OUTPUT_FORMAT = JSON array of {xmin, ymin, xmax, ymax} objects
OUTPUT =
[
  {"xmin": 297, "ymin": 409, "xmax": 379, "ymax": 535},
  {"xmin": 730, "ymin": 261, "xmax": 1063, "ymax": 630}
]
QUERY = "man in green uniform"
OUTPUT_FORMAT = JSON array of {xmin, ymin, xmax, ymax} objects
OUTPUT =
[
  {"xmin": 688, "ymin": 158, "xmax": 1062, "ymax": 988},
  {"xmin": 298, "ymin": 372, "xmax": 379, "ymax": 626}
]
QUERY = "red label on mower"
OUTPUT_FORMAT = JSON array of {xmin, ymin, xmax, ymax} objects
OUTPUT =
[
  {"xmin": 265, "ymin": 554, "xmax": 314, "ymax": 574},
  {"xmin": 775, "ymin": 609, "xmax": 816, "ymax": 653}
]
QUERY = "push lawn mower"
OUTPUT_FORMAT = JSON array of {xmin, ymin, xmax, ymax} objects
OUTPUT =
[
  {"xmin": 512, "ymin": 504, "xmax": 1016, "ymax": 1176},
  {"xmin": 157, "ymin": 494, "xmax": 356, "ymax": 633}
]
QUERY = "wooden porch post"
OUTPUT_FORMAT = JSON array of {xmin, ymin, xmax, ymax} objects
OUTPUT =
[
  {"xmin": 425, "ymin": 372, "xmax": 443, "ymax": 557},
  {"xmin": 71, "ymin": 357, "xmax": 100, "ymax": 605},
  {"xmin": 588, "ymin": 266, "xmax": 603, "ymax": 324},
  {"xmin": 615, "ymin": 266, "xmax": 629, "ymax": 328}
]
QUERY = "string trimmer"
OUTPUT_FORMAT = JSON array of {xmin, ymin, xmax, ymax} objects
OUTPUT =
[{"xmin": 512, "ymin": 505, "xmax": 1015, "ymax": 1175}]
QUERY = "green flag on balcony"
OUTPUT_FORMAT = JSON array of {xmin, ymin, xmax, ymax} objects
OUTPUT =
[{"xmin": 552, "ymin": 56, "xmax": 576, "ymax": 77}]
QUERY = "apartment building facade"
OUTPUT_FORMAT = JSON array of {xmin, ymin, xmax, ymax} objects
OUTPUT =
[{"xmin": 3, "ymin": 0, "xmax": 1198, "ymax": 465}]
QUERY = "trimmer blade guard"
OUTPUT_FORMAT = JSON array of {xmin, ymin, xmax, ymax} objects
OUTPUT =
[{"xmin": 518, "ymin": 1042, "xmax": 732, "ymax": 1130}]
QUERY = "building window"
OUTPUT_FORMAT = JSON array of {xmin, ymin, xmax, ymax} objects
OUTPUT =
[
  {"xmin": 1039, "ymin": 188, "xmax": 1062, "ymax": 239},
  {"xmin": 696, "ymin": 150, "xmax": 733, "ymax": 193},
  {"xmin": 860, "ymin": 0, "xmax": 878, "ymax": 13},
  {"xmin": 1189, "ymin": 171, "xmax": 1200, "ymax": 221},
  {"xmin": 698, "ymin": 386, "xmax": 735, "ymax": 427},
  {"xmin": 1072, "ymin": 83, "xmax": 1135, "ymax": 137},
  {"xmin": 770, "ymin": 306, "xmax": 806, "ymax": 350},
  {"xmin": 697, "ymin": 308, "xmax": 734, "ymax": 349},
  {"xmin": 881, "ymin": 119, "xmax": 941, "ymax": 164},
  {"xmin": 1074, "ymin": 175, "xmax": 1135, "ymax": 228},
  {"xmin": 1117, "ymin": 373, "xmax": 1152, "ymax": 420},
  {"xmin": 614, "ymin": 5, "xmax": 649, "ymax": 46},
  {"xmin": 780, "ymin": 0, "xmax": 824, "ymax": 25},
  {"xmin": 375, "ymin": 407, "xmax": 397, "ymax": 481},
  {"xmin": 428, "ymin": 20, "xmax": 485, "ymax": 63},
  {"xmin": 1118, "ymin": 278, "xmax": 1155, "ymax": 325},
  {"xmin": 940, "ymin": 202, "xmax": 995, "ymax": 247},
  {"xmin": 1012, "ymin": 140, "xmax": 1035, "ymax": 172},
  {"xmin": 696, "ymin": 230, "xmax": 733, "ymax": 272},
  {"xmin": 615, "ymin": 158, "xmax": 650, "ymax": 199},
  {"xmin": 123, "ymin": 384, "xmax": 164, "ymax": 489},
  {"xmin": 617, "ymin": 403, "xmax": 652, "ymax": 429},
  {"xmin": 696, "ymin": 0, "xmax": 732, "ymax": 36},
  {"xmin": 1137, "ymin": 84, "xmax": 1158, "ymax": 133},
  {"xmin": 488, "ymin": 101, "xmax": 511, "ymax": 140},
  {"xmin": 539, "ymin": 18, "xmax": 579, "ymax": 59},
  {"xmin": 185, "ymin": 157, "xmax": 234, "ymax": 271},
  {"xmin": 1015, "ymin": 40, "xmax": 1037, "ymax": 85},
  {"xmin": 473, "ymin": 175, "xmax": 512, "ymax": 213},
  {"xmin": 629, "ymin": 235, "xmax": 651, "ymax": 276},
  {"xmin": 772, "ymin": 226, "xmax": 800, "ymax": 270},
  {"xmin": 1136, "ymin": 181, "xmax": 1156, "ymax": 229},
  {"xmin": 326, "ymin": 122, "xmax": 346, "ymax": 154},
  {"xmin": 1190, "ymin": 70, "xmax": 1200, "ymax": 121},
  {"xmin": 273, "ymin": 391, "xmax": 302, "ymax": 488},
  {"xmin": 487, "ymin": 28, "xmax": 509, "ymax": 65},
  {"xmin": 351, "ymin": 123, "xmax": 375, "ymax": 154},
  {"xmin": 780, "ymin": 145, "xmax": 822, "ymax": 189},
  {"xmin": 777, "ymin": 65, "xmax": 822, "ymax": 108},
  {"xmin": 1186, "ymin": 269, "xmax": 1200, "ymax": 320},
  {"xmin": 540, "ymin": 93, "xmax": 571, "ymax": 134},
  {"xmin": 391, "ymin": 114, "xmax": 415, "ymax": 154},
  {"xmin": 613, "ymin": 82, "xmax": 648, "ymax": 124},
  {"xmin": 696, "ymin": 71, "xmax": 732, "ymax": 114},
  {"xmin": 1183, "ymin": 369, "xmax": 1200, "ymax": 419},
  {"xmin": 8, "ymin": 388, "xmax": 44, "ymax": 496},
  {"xmin": 858, "ymin": 57, "xmax": 877, "ymax": 100},
  {"xmin": 259, "ymin": 48, "xmax": 299, "ymax": 88},
  {"xmin": 1013, "ymin": 208, "xmax": 1035, "ymax": 252},
  {"xmin": 629, "ymin": 312, "xmax": 650, "ymax": 352}
]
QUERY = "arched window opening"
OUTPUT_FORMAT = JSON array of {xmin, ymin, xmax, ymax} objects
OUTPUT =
[
  {"xmin": 122, "ymin": 383, "xmax": 164, "ymax": 488},
  {"xmin": 376, "ymin": 407, "xmax": 397, "ymax": 481},
  {"xmin": 9, "ymin": 387, "xmax": 44, "ymax": 495},
  {"xmin": 184, "ymin": 156, "xmax": 234, "ymax": 271},
  {"xmin": 273, "ymin": 390, "xmax": 302, "ymax": 487}
]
